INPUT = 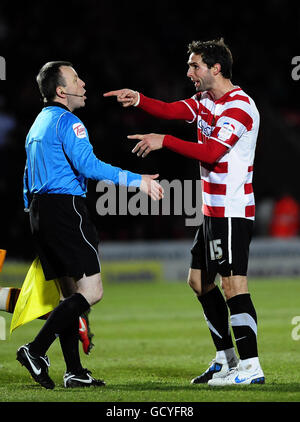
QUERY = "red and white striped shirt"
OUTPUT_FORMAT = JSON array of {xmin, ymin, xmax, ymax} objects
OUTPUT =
[
  {"xmin": 180, "ymin": 87, "xmax": 259, "ymax": 219},
  {"xmin": 137, "ymin": 87, "xmax": 259, "ymax": 220}
]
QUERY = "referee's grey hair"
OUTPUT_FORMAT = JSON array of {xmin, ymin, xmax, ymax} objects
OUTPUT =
[{"xmin": 36, "ymin": 61, "xmax": 73, "ymax": 102}]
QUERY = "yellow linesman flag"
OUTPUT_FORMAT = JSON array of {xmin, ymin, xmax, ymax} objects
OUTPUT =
[{"xmin": 10, "ymin": 257, "xmax": 60, "ymax": 333}]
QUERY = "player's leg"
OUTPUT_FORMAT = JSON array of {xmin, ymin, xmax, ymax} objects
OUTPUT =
[
  {"xmin": 0, "ymin": 287, "xmax": 21, "ymax": 313},
  {"xmin": 209, "ymin": 275, "xmax": 264, "ymax": 385},
  {"xmin": 189, "ymin": 269, "xmax": 238, "ymax": 384},
  {"xmin": 188, "ymin": 224, "xmax": 237, "ymax": 384},
  {"xmin": 222, "ymin": 275, "xmax": 259, "ymax": 364},
  {"xmin": 208, "ymin": 218, "xmax": 264, "ymax": 386},
  {"xmin": 188, "ymin": 268, "xmax": 236, "ymax": 352},
  {"xmin": 0, "ymin": 286, "xmax": 50, "ymax": 318}
]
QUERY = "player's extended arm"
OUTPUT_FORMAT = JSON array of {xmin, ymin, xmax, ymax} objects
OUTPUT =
[
  {"xmin": 163, "ymin": 135, "xmax": 228, "ymax": 163},
  {"xmin": 128, "ymin": 133, "xmax": 228, "ymax": 164},
  {"xmin": 103, "ymin": 89, "xmax": 193, "ymax": 121}
]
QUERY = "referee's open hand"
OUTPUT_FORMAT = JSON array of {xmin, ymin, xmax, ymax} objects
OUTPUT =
[{"xmin": 140, "ymin": 174, "xmax": 164, "ymax": 201}]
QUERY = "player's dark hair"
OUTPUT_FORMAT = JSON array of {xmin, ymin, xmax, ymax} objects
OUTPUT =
[
  {"xmin": 36, "ymin": 61, "xmax": 73, "ymax": 102},
  {"xmin": 188, "ymin": 38, "xmax": 233, "ymax": 79}
]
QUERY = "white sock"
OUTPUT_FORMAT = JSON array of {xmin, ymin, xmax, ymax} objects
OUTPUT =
[
  {"xmin": 239, "ymin": 357, "xmax": 261, "ymax": 371},
  {"xmin": 0, "ymin": 287, "xmax": 10, "ymax": 311},
  {"xmin": 216, "ymin": 347, "xmax": 238, "ymax": 366}
]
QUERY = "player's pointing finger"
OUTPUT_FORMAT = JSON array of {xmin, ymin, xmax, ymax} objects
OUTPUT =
[
  {"xmin": 103, "ymin": 90, "xmax": 121, "ymax": 97},
  {"xmin": 127, "ymin": 134, "xmax": 144, "ymax": 141}
]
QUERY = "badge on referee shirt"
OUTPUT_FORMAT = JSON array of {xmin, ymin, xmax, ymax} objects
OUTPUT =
[{"xmin": 72, "ymin": 123, "xmax": 87, "ymax": 139}]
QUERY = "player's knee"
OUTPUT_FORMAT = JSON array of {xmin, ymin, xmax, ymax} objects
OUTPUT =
[
  {"xmin": 187, "ymin": 272, "xmax": 202, "ymax": 295},
  {"xmin": 220, "ymin": 278, "xmax": 230, "ymax": 299},
  {"xmin": 220, "ymin": 276, "xmax": 248, "ymax": 300}
]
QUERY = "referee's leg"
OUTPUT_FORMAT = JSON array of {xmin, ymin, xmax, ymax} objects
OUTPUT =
[
  {"xmin": 75, "ymin": 272, "xmax": 103, "ymax": 305},
  {"xmin": 28, "ymin": 272, "xmax": 103, "ymax": 357},
  {"xmin": 58, "ymin": 272, "xmax": 104, "ymax": 305},
  {"xmin": 55, "ymin": 273, "xmax": 102, "ymax": 375}
]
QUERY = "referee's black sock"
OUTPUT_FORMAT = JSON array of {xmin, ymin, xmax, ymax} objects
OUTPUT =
[
  {"xmin": 198, "ymin": 286, "xmax": 234, "ymax": 352},
  {"xmin": 29, "ymin": 293, "xmax": 90, "ymax": 357},
  {"xmin": 227, "ymin": 293, "xmax": 258, "ymax": 359},
  {"xmin": 59, "ymin": 317, "xmax": 83, "ymax": 374}
]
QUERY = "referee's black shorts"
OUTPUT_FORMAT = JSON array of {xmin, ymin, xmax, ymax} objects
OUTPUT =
[
  {"xmin": 190, "ymin": 216, "xmax": 253, "ymax": 283},
  {"xmin": 29, "ymin": 194, "xmax": 101, "ymax": 281}
]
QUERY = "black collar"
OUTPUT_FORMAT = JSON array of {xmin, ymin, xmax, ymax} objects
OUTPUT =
[{"xmin": 43, "ymin": 101, "xmax": 70, "ymax": 112}]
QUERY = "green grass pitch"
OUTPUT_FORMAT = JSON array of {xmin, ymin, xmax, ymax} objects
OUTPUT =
[{"xmin": 0, "ymin": 267, "xmax": 300, "ymax": 402}]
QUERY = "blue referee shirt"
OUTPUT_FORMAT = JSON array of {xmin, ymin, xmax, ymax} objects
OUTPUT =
[{"xmin": 23, "ymin": 102, "xmax": 142, "ymax": 209}]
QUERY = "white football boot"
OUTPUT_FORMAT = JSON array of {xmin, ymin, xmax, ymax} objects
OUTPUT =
[
  {"xmin": 191, "ymin": 348, "xmax": 238, "ymax": 384},
  {"xmin": 208, "ymin": 357, "xmax": 265, "ymax": 386}
]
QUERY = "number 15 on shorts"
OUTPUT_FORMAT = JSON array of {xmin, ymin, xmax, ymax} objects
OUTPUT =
[{"xmin": 209, "ymin": 239, "xmax": 223, "ymax": 260}]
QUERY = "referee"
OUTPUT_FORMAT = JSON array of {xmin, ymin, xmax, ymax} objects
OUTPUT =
[{"xmin": 17, "ymin": 61, "xmax": 163, "ymax": 389}]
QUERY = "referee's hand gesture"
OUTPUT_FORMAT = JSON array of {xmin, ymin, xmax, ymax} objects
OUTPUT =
[{"xmin": 140, "ymin": 174, "xmax": 164, "ymax": 201}]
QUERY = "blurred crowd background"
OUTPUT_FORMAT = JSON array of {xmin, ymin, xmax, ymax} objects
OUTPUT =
[{"xmin": 0, "ymin": 0, "xmax": 300, "ymax": 260}]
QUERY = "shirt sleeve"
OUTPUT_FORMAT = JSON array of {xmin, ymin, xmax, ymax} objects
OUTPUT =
[
  {"xmin": 163, "ymin": 134, "xmax": 228, "ymax": 164},
  {"xmin": 57, "ymin": 113, "xmax": 142, "ymax": 188},
  {"xmin": 137, "ymin": 93, "xmax": 198, "ymax": 122},
  {"xmin": 210, "ymin": 102, "xmax": 253, "ymax": 149}
]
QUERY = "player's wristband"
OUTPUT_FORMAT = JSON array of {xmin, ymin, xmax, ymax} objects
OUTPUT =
[{"xmin": 133, "ymin": 92, "xmax": 140, "ymax": 107}]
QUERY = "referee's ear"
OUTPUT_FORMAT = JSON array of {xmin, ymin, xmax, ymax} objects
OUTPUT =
[{"xmin": 56, "ymin": 87, "xmax": 66, "ymax": 99}]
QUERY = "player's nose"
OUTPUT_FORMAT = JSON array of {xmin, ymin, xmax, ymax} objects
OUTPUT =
[{"xmin": 187, "ymin": 68, "xmax": 193, "ymax": 78}]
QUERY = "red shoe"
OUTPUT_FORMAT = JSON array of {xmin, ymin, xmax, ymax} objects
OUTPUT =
[{"xmin": 78, "ymin": 310, "xmax": 94, "ymax": 355}]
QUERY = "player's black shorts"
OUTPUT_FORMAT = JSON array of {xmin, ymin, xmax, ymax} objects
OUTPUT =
[
  {"xmin": 190, "ymin": 216, "xmax": 253, "ymax": 282},
  {"xmin": 29, "ymin": 194, "xmax": 101, "ymax": 281}
]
